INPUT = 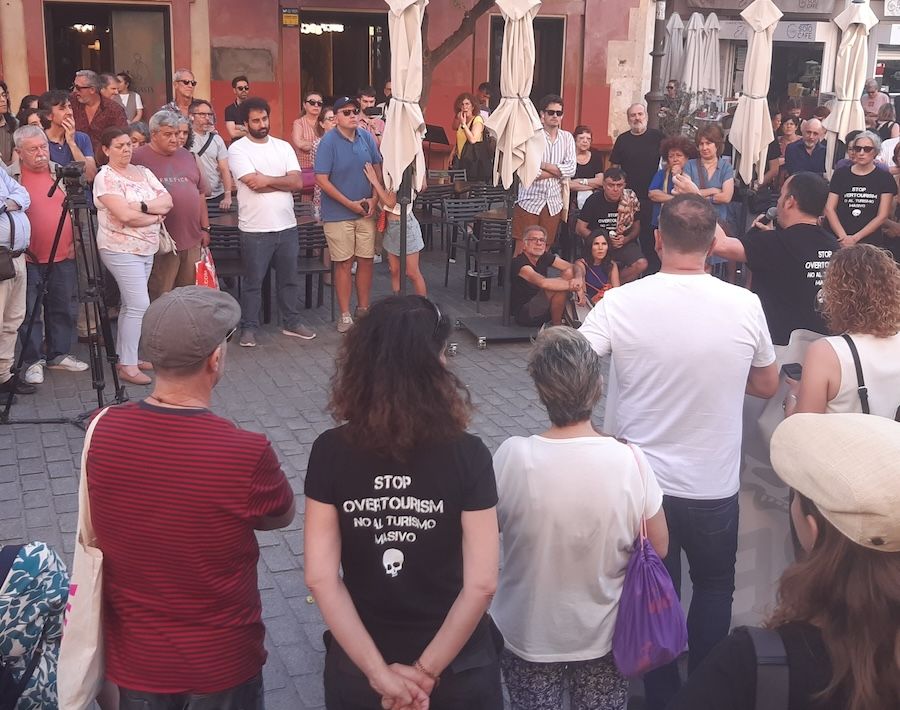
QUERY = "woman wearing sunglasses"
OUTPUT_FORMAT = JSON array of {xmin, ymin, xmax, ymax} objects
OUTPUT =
[
  {"xmin": 825, "ymin": 131, "xmax": 897, "ymax": 249},
  {"xmin": 305, "ymin": 296, "xmax": 503, "ymax": 710},
  {"xmin": 292, "ymin": 91, "xmax": 325, "ymax": 191}
]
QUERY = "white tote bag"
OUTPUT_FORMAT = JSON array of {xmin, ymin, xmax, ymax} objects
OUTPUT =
[{"xmin": 57, "ymin": 407, "xmax": 110, "ymax": 709}]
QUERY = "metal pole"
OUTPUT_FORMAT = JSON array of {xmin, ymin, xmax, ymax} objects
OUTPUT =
[
  {"xmin": 501, "ymin": 173, "xmax": 519, "ymax": 326},
  {"xmin": 398, "ymin": 164, "xmax": 413, "ymax": 296},
  {"xmin": 646, "ymin": 0, "xmax": 668, "ymax": 131}
]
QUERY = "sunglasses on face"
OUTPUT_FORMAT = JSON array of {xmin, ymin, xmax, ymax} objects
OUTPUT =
[
  {"xmin": 71, "ymin": 85, "xmax": 92, "ymax": 91},
  {"xmin": 235, "ymin": 85, "xmax": 250, "ymax": 91},
  {"xmin": 306, "ymin": 99, "xmax": 323, "ymax": 107},
  {"xmin": 339, "ymin": 108, "xmax": 360, "ymax": 116},
  {"xmin": 177, "ymin": 79, "xmax": 198, "ymax": 87},
  {"xmin": 543, "ymin": 109, "xmax": 563, "ymax": 117},
  {"xmin": 666, "ymin": 85, "xmax": 676, "ymax": 90},
  {"xmin": 851, "ymin": 145, "xmax": 875, "ymax": 154}
]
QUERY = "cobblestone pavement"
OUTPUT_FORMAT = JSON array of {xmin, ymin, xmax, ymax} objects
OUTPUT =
[{"xmin": 0, "ymin": 246, "xmax": 627, "ymax": 708}]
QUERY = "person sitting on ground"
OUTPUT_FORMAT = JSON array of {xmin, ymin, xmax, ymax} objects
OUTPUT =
[
  {"xmin": 575, "ymin": 167, "xmax": 647, "ymax": 283},
  {"xmin": 492, "ymin": 326, "xmax": 668, "ymax": 710},
  {"xmin": 305, "ymin": 295, "xmax": 503, "ymax": 710},
  {"xmin": 511, "ymin": 225, "xmax": 585, "ymax": 327},
  {"xmin": 362, "ymin": 162, "xmax": 427, "ymax": 297},
  {"xmin": 788, "ymin": 245, "xmax": 900, "ymax": 418},
  {"xmin": 711, "ymin": 172, "xmax": 838, "ymax": 347},
  {"xmin": 577, "ymin": 231, "xmax": 619, "ymax": 309},
  {"xmin": 668, "ymin": 412, "xmax": 900, "ymax": 710}
]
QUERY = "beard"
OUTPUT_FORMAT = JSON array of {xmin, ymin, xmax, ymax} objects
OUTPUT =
[{"xmin": 248, "ymin": 125, "xmax": 269, "ymax": 139}]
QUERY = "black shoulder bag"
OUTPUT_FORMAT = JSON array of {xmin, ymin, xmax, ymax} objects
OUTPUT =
[
  {"xmin": 841, "ymin": 334, "xmax": 900, "ymax": 421},
  {"xmin": 196, "ymin": 132, "xmax": 215, "ymax": 158},
  {"xmin": 744, "ymin": 626, "xmax": 789, "ymax": 710}
]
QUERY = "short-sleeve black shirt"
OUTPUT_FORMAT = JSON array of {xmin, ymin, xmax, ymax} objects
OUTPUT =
[
  {"xmin": 224, "ymin": 101, "xmax": 243, "ymax": 126},
  {"xmin": 511, "ymin": 251, "xmax": 555, "ymax": 314},
  {"xmin": 574, "ymin": 149, "xmax": 605, "ymax": 181},
  {"xmin": 828, "ymin": 166, "xmax": 898, "ymax": 244},
  {"xmin": 579, "ymin": 192, "xmax": 621, "ymax": 236},
  {"xmin": 740, "ymin": 224, "xmax": 838, "ymax": 345},
  {"xmin": 305, "ymin": 426, "xmax": 497, "ymax": 662},
  {"xmin": 609, "ymin": 128, "xmax": 663, "ymax": 198}
]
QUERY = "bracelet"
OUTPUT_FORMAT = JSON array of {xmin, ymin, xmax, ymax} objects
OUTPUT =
[{"xmin": 413, "ymin": 659, "xmax": 440, "ymax": 686}]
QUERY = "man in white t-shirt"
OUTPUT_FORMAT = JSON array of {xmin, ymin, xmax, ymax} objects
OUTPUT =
[
  {"xmin": 227, "ymin": 97, "xmax": 315, "ymax": 346},
  {"xmin": 579, "ymin": 193, "xmax": 778, "ymax": 710}
]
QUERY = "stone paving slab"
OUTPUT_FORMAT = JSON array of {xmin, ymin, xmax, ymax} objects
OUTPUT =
[{"xmin": 0, "ymin": 246, "xmax": 620, "ymax": 709}]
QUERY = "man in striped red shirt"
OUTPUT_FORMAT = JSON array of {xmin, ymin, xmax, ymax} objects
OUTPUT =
[{"xmin": 86, "ymin": 286, "xmax": 295, "ymax": 708}]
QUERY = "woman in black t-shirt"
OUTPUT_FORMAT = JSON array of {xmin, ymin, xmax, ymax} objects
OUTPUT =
[
  {"xmin": 825, "ymin": 131, "xmax": 897, "ymax": 249},
  {"xmin": 570, "ymin": 125, "xmax": 605, "ymax": 211},
  {"xmin": 875, "ymin": 104, "xmax": 899, "ymax": 141},
  {"xmin": 669, "ymin": 413, "xmax": 900, "ymax": 710},
  {"xmin": 304, "ymin": 296, "xmax": 502, "ymax": 710}
]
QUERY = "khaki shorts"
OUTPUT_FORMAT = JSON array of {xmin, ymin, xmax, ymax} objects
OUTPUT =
[{"xmin": 322, "ymin": 218, "xmax": 377, "ymax": 262}]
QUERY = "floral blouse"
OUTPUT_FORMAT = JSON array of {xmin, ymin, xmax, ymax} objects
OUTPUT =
[{"xmin": 93, "ymin": 165, "xmax": 168, "ymax": 255}]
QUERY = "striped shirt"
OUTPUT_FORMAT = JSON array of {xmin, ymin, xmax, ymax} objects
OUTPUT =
[
  {"xmin": 516, "ymin": 129, "xmax": 576, "ymax": 216},
  {"xmin": 86, "ymin": 401, "xmax": 294, "ymax": 693}
]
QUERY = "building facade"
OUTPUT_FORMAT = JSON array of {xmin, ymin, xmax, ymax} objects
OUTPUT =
[{"xmin": 0, "ymin": 0, "xmax": 661, "ymax": 150}]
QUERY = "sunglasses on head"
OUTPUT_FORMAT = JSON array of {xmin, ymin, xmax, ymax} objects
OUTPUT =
[
  {"xmin": 339, "ymin": 108, "xmax": 360, "ymax": 116},
  {"xmin": 851, "ymin": 145, "xmax": 875, "ymax": 154},
  {"xmin": 543, "ymin": 109, "xmax": 563, "ymax": 117},
  {"xmin": 177, "ymin": 79, "xmax": 198, "ymax": 87},
  {"xmin": 306, "ymin": 99, "xmax": 323, "ymax": 107}
]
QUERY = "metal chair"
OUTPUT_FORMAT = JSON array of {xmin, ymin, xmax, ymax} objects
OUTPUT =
[
  {"xmin": 441, "ymin": 197, "xmax": 488, "ymax": 286},
  {"xmin": 468, "ymin": 183, "xmax": 508, "ymax": 208},
  {"xmin": 294, "ymin": 198, "xmax": 315, "ymax": 219},
  {"xmin": 297, "ymin": 222, "xmax": 335, "ymax": 321},
  {"xmin": 463, "ymin": 216, "xmax": 509, "ymax": 312},
  {"xmin": 427, "ymin": 168, "xmax": 467, "ymax": 182}
]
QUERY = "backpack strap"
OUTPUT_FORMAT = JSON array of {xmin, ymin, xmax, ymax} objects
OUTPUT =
[
  {"xmin": 841, "ymin": 334, "xmax": 870, "ymax": 414},
  {"xmin": 0, "ymin": 545, "xmax": 21, "ymax": 587},
  {"xmin": 744, "ymin": 626, "xmax": 789, "ymax": 710}
]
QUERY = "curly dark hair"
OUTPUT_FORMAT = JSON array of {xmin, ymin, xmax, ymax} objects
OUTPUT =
[
  {"xmin": 820, "ymin": 245, "xmax": 900, "ymax": 338},
  {"xmin": 329, "ymin": 296, "xmax": 472, "ymax": 461},
  {"xmin": 660, "ymin": 135, "xmax": 698, "ymax": 161},
  {"xmin": 453, "ymin": 92, "xmax": 479, "ymax": 114}
]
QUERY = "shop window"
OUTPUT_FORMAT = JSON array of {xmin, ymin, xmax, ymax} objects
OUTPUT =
[{"xmin": 489, "ymin": 16, "xmax": 564, "ymax": 108}]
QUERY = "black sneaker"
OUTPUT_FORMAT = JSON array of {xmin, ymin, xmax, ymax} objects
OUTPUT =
[
  {"xmin": 0, "ymin": 377, "xmax": 37, "ymax": 395},
  {"xmin": 239, "ymin": 330, "xmax": 257, "ymax": 347}
]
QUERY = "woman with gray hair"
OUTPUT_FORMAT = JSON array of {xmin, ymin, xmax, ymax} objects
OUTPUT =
[
  {"xmin": 491, "ymin": 327, "xmax": 669, "ymax": 710},
  {"xmin": 825, "ymin": 130, "xmax": 898, "ymax": 250}
]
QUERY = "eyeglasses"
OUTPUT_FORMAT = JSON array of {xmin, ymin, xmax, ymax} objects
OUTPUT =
[
  {"xmin": 191, "ymin": 111, "xmax": 214, "ymax": 118},
  {"xmin": 224, "ymin": 326, "xmax": 237, "ymax": 343},
  {"xmin": 543, "ymin": 109, "xmax": 563, "ymax": 117},
  {"xmin": 339, "ymin": 108, "xmax": 360, "ymax": 116},
  {"xmin": 524, "ymin": 237, "xmax": 547, "ymax": 244},
  {"xmin": 235, "ymin": 85, "xmax": 250, "ymax": 91},
  {"xmin": 850, "ymin": 145, "xmax": 875, "ymax": 154},
  {"xmin": 71, "ymin": 84, "xmax": 92, "ymax": 92},
  {"xmin": 177, "ymin": 79, "xmax": 198, "ymax": 87},
  {"xmin": 323, "ymin": 115, "xmax": 336, "ymax": 122},
  {"xmin": 306, "ymin": 99, "xmax": 324, "ymax": 107}
]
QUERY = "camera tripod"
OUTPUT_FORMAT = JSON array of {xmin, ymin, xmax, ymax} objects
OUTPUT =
[{"xmin": 0, "ymin": 165, "xmax": 127, "ymax": 429}]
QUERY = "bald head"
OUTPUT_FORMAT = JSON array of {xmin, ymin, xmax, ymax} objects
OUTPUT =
[{"xmin": 801, "ymin": 118, "xmax": 824, "ymax": 148}]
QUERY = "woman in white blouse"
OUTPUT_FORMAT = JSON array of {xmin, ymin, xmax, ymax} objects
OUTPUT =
[{"xmin": 93, "ymin": 126, "xmax": 172, "ymax": 385}]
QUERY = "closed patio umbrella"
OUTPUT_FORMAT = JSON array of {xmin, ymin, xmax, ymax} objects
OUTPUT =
[
  {"xmin": 823, "ymin": 0, "xmax": 879, "ymax": 178},
  {"xmin": 381, "ymin": 0, "xmax": 428, "ymax": 293},
  {"xmin": 729, "ymin": 0, "xmax": 782, "ymax": 185},
  {"xmin": 702, "ymin": 13, "xmax": 721, "ymax": 95},
  {"xmin": 661, "ymin": 13, "xmax": 685, "ymax": 87},
  {"xmin": 681, "ymin": 12, "xmax": 705, "ymax": 94},
  {"xmin": 484, "ymin": 0, "xmax": 543, "ymax": 190}
]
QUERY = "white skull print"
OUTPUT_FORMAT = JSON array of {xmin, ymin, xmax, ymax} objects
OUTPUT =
[{"xmin": 382, "ymin": 548, "xmax": 404, "ymax": 577}]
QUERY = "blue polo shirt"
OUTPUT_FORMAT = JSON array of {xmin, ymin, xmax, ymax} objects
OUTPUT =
[
  {"xmin": 784, "ymin": 140, "xmax": 825, "ymax": 176},
  {"xmin": 314, "ymin": 128, "xmax": 382, "ymax": 222},
  {"xmin": 47, "ymin": 131, "xmax": 94, "ymax": 167}
]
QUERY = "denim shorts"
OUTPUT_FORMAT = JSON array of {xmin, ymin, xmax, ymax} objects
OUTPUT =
[{"xmin": 383, "ymin": 214, "xmax": 425, "ymax": 256}]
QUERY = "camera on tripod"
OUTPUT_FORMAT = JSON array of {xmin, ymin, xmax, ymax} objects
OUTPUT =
[{"xmin": 55, "ymin": 161, "xmax": 87, "ymax": 188}]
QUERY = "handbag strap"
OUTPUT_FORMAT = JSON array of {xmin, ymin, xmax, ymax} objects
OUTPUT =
[
  {"xmin": 0, "ymin": 544, "xmax": 21, "ymax": 587},
  {"xmin": 744, "ymin": 626, "xmax": 789, "ymax": 710},
  {"xmin": 626, "ymin": 443, "xmax": 648, "ymax": 542},
  {"xmin": 196, "ymin": 132, "xmax": 215, "ymax": 158},
  {"xmin": 2, "ymin": 211, "xmax": 14, "ymax": 249},
  {"xmin": 77, "ymin": 407, "xmax": 111, "ymax": 544},
  {"xmin": 841, "ymin": 334, "xmax": 870, "ymax": 415}
]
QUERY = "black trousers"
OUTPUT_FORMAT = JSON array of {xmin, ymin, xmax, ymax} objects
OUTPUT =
[
  {"xmin": 118, "ymin": 672, "xmax": 264, "ymax": 710},
  {"xmin": 323, "ymin": 618, "xmax": 504, "ymax": 710}
]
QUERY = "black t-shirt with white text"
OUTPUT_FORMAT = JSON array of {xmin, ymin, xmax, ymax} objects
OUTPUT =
[
  {"xmin": 740, "ymin": 223, "xmax": 837, "ymax": 345},
  {"xmin": 579, "ymin": 192, "xmax": 621, "ymax": 236},
  {"xmin": 609, "ymin": 128, "xmax": 663, "ymax": 197},
  {"xmin": 511, "ymin": 251, "xmax": 555, "ymax": 314},
  {"xmin": 305, "ymin": 426, "xmax": 497, "ymax": 662},
  {"xmin": 828, "ymin": 166, "xmax": 897, "ymax": 244}
]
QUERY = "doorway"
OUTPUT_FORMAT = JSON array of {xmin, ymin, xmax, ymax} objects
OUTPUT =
[
  {"xmin": 44, "ymin": 2, "xmax": 172, "ymax": 108},
  {"xmin": 769, "ymin": 42, "xmax": 824, "ymax": 115}
]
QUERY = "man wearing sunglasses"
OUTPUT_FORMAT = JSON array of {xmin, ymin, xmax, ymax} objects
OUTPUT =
[
  {"xmin": 70, "ymin": 69, "xmax": 127, "ymax": 156},
  {"xmin": 160, "ymin": 68, "xmax": 197, "ymax": 119},
  {"xmin": 225, "ymin": 75, "xmax": 251, "ymax": 140},
  {"xmin": 512, "ymin": 94, "xmax": 576, "ymax": 256},
  {"xmin": 315, "ymin": 96, "xmax": 382, "ymax": 333}
]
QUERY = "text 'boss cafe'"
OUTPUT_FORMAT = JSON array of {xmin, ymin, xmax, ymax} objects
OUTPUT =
[{"xmin": 667, "ymin": 0, "xmax": 900, "ymax": 116}]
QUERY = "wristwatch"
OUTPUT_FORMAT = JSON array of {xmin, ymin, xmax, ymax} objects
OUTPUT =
[
  {"xmin": 579, "ymin": 178, "xmax": 588, "ymax": 186},
  {"xmin": 140, "ymin": 201, "xmax": 149, "ymax": 213},
  {"xmin": 200, "ymin": 226, "xmax": 211, "ymax": 233}
]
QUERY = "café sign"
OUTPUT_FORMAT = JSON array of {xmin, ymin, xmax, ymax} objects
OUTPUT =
[
  {"xmin": 718, "ymin": 19, "xmax": 829, "ymax": 43},
  {"xmin": 688, "ymin": 0, "xmax": 835, "ymax": 11}
]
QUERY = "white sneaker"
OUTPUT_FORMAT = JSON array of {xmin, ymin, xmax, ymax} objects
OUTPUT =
[
  {"xmin": 47, "ymin": 355, "xmax": 89, "ymax": 372},
  {"xmin": 337, "ymin": 313, "xmax": 354, "ymax": 334},
  {"xmin": 373, "ymin": 253, "xmax": 383, "ymax": 264},
  {"xmin": 24, "ymin": 361, "xmax": 44, "ymax": 384}
]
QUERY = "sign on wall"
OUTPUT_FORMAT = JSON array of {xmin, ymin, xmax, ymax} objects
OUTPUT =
[
  {"xmin": 112, "ymin": 9, "xmax": 168, "ymax": 108},
  {"xmin": 688, "ymin": 0, "xmax": 835, "ymax": 11}
]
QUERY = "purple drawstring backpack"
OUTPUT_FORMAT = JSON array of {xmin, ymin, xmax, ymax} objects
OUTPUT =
[{"xmin": 611, "ymin": 444, "xmax": 688, "ymax": 678}]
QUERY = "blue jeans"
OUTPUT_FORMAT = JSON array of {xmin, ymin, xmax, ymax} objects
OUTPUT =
[
  {"xmin": 19, "ymin": 259, "xmax": 78, "ymax": 365},
  {"xmin": 118, "ymin": 672, "xmax": 264, "ymax": 709},
  {"xmin": 239, "ymin": 227, "xmax": 302, "ymax": 330},
  {"xmin": 643, "ymin": 493, "xmax": 739, "ymax": 710}
]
